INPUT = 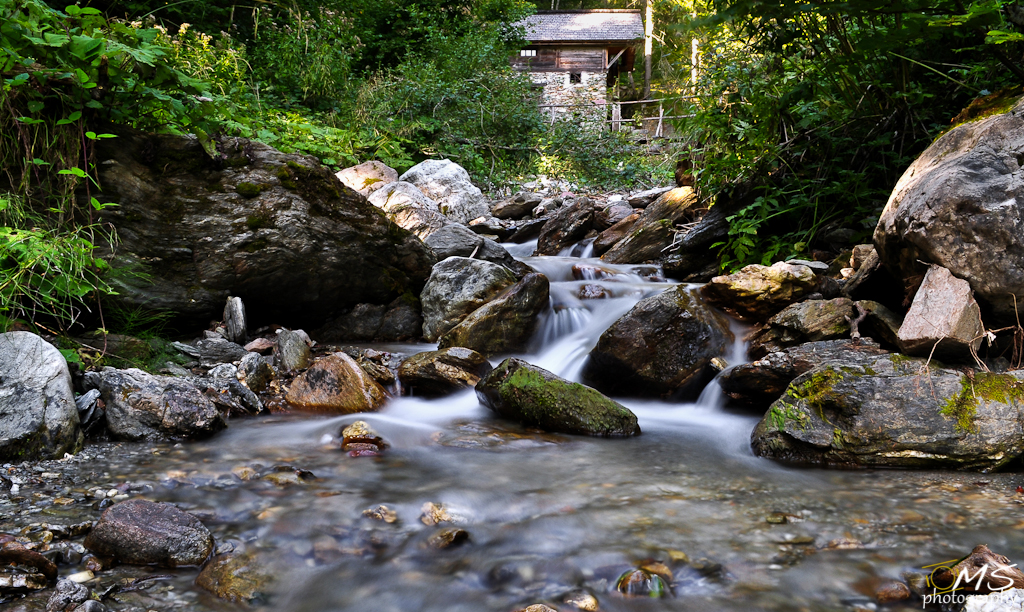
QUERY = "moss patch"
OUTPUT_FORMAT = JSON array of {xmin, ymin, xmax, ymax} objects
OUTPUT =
[
  {"xmin": 246, "ymin": 208, "xmax": 275, "ymax": 230},
  {"xmin": 236, "ymin": 182, "xmax": 263, "ymax": 198},
  {"xmin": 948, "ymin": 87, "xmax": 1024, "ymax": 131},
  {"xmin": 941, "ymin": 372, "xmax": 1024, "ymax": 433},
  {"xmin": 787, "ymin": 367, "xmax": 842, "ymax": 407},
  {"xmin": 768, "ymin": 401, "xmax": 810, "ymax": 431}
]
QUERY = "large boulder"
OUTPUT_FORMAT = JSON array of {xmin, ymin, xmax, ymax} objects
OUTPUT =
[
  {"xmin": 336, "ymin": 160, "xmax": 397, "ymax": 196},
  {"xmin": 83, "ymin": 368, "xmax": 227, "ymax": 440},
  {"xmin": 601, "ymin": 187, "xmax": 697, "ymax": 264},
  {"xmin": 399, "ymin": 159, "xmax": 489, "ymax": 224},
  {"xmin": 0, "ymin": 332, "xmax": 82, "ymax": 460},
  {"xmin": 592, "ymin": 212, "xmax": 640, "ymax": 256},
  {"xmin": 874, "ymin": 95, "xmax": 1024, "ymax": 323},
  {"xmin": 581, "ymin": 286, "xmax": 734, "ymax": 398},
  {"xmin": 420, "ymin": 257, "xmax": 517, "ymax": 341},
  {"xmin": 536, "ymin": 198, "xmax": 595, "ymax": 255},
  {"xmin": 316, "ymin": 297, "xmax": 423, "ymax": 342},
  {"xmin": 438, "ymin": 273, "xmax": 550, "ymax": 355},
  {"xmin": 84, "ymin": 499, "xmax": 214, "ymax": 567},
  {"xmin": 718, "ymin": 339, "xmax": 889, "ymax": 407},
  {"xmin": 897, "ymin": 265, "xmax": 983, "ymax": 359},
  {"xmin": 423, "ymin": 223, "xmax": 522, "ymax": 272},
  {"xmin": 700, "ymin": 262, "xmax": 820, "ymax": 321},
  {"xmin": 748, "ymin": 298, "xmax": 856, "ymax": 359},
  {"xmin": 398, "ymin": 348, "xmax": 493, "ymax": 397},
  {"xmin": 476, "ymin": 358, "xmax": 640, "ymax": 436},
  {"xmin": 285, "ymin": 353, "xmax": 387, "ymax": 414},
  {"xmin": 751, "ymin": 355, "xmax": 1024, "ymax": 470},
  {"xmin": 92, "ymin": 130, "xmax": 434, "ymax": 328},
  {"xmin": 367, "ymin": 181, "xmax": 449, "ymax": 240}
]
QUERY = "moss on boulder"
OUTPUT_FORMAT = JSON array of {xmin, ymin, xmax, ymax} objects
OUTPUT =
[{"xmin": 476, "ymin": 358, "xmax": 640, "ymax": 437}]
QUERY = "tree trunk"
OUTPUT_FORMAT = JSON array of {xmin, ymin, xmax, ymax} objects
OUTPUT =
[{"xmin": 643, "ymin": 0, "xmax": 653, "ymax": 99}]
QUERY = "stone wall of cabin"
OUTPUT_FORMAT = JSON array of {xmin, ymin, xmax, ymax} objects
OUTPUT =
[{"xmin": 531, "ymin": 71, "xmax": 609, "ymax": 127}]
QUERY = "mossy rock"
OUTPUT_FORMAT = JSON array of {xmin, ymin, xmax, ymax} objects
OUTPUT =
[
  {"xmin": 752, "ymin": 356, "xmax": 1024, "ymax": 471},
  {"xmin": 476, "ymin": 357, "xmax": 640, "ymax": 437}
]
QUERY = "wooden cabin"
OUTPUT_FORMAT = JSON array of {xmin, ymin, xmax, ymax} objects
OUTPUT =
[{"xmin": 511, "ymin": 10, "xmax": 643, "ymax": 126}]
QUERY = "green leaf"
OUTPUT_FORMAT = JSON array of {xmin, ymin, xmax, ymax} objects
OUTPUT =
[
  {"xmin": 26, "ymin": 100, "xmax": 44, "ymax": 113},
  {"xmin": 30, "ymin": 158, "xmax": 50, "ymax": 166},
  {"xmin": 58, "ymin": 167, "xmax": 88, "ymax": 178}
]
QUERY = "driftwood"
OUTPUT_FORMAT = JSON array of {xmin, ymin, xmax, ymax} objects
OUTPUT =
[
  {"xmin": 0, "ymin": 541, "xmax": 57, "ymax": 582},
  {"xmin": 931, "ymin": 544, "xmax": 1024, "ymax": 594}
]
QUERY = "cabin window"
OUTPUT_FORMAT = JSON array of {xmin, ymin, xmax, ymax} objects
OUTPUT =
[
  {"xmin": 569, "ymin": 72, "xmax": 582, "ymax": 84},
  {"xmin": 520, "ymin": 49, "xmax": 537, "ymax": 57}
]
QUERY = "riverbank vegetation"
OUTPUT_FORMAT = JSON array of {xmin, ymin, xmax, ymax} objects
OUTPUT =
[{"xmin": 1, "ymin": 0, "xmax": 1022, "ymax": 331}]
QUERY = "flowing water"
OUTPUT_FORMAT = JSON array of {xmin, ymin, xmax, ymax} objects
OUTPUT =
[{"xmin": 5, "ymin": 246, "xmax": 1024, "ymax": 612}]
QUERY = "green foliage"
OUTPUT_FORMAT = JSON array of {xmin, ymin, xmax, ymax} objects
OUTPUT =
[
  {"xmin": 0, "ymin": 0, "xmax": 233, "ymax": 331},
  {"xmin": 677, "ymin": 0, "xmax": 1023, "ymax": 270}
]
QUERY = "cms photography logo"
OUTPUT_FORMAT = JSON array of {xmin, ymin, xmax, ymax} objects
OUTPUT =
[{"xmin": 921, "ymin": 547, "xmax": 1021, "ymax": 608}]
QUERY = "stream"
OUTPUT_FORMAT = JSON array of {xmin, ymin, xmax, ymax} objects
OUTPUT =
[{"xmin": 4, "ymin": 243, "xmax": 1024, "ymax": 612}]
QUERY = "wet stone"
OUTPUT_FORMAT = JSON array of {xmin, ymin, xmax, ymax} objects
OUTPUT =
[
  {"xmin": 563, "ymin": 589, "xmax": 599, "ymax": 611},
  {"xmin": 615, "ymin": 568, "xmax": 668, "ymax": 597},
  {"xmin": 83, "ymin": 499, "xmax": 214, "ymax": 568},
  {"xmin": 196, "ymin": 551, "xmax": 273, "ymax": 604},
  {"xmin": 46, "ymin": 578, "xmax": 88, "ymax": 612},
  {"xmin": 363, "ymin": 504, "xmax": 398, "ymax": 523},
  {"xmin": 427, "ymin": 527, "xmax": 469, "ymax": 549},
  {"xmin": 874, "ymin": 580, "xmax": 911, "ymax": 603}
]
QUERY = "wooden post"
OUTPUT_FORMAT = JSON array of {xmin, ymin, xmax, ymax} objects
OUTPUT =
[
  {"xmin": 656, "ymin": 102, "xmax": 663, "ymax": 138},
  {"xmin": 612, "ymin": 104, "xmax": 621, "ymax": 132}
]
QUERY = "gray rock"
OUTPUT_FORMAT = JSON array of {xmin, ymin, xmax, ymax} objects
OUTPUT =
[
  {"xmin": 857, "ymin": 299, "xmax": 903, "ymax": 349},
  {"xmin": 718, "ymin": 339, "xmax": 889, "ymax": 407},
  {"xmin": 83, "ymin": 368, "xmax": 227, "ymax": 440},
  {"xmin": 748, "ymin": 298, "xmax": 856, "ymax": 359},
  {"xmin": 170, "ymin": 341, "xmax": 201, "ymax": 358},
  {"xmin": 897, "ymin": 265, "xmax": 983, "ymax": 359},
  {"xmin": 195, "ymin": 337, "xmax": 248, "ymax": 368},
  {"xmin": 399, "ymin": 159, "xmax": 489, "ymax": 224},
  {"xmin": 784, "ymin": 259, "xmax": 830, "ymax": 273},
  {"xmin": 46, "ymin": 578, "xmax": 88, "ymax": 612},
  {"xmin": 595, "ymin": 203, "xmax": 634, "ymax": 230},
  {"xmin": 0, "ymin": 332, "xmax": 82, "ymax": 460},
  {"xmin": 627, "ymin": 186, "xmax": 673, "ymax": 208},
  {"xmin": 200, "ymin": 376, "xmax": 264, "ymax": 415},
  {"xmin": 223, "ymin": 296, "xmax": 247, "ymax": 345},
  {"xmin": 700, "ymin": 262, "xmax": 820, "ymax": 321},
  {"xmin": 424, "ymin": 223, "xmax": 520, "ymax": 271},
  {"xmin": 398, "ymin": 348, "xmax": 493, "ymax": 396},
  {"xmin": 420, "ymin": 257, "xmax": 517, "ymax": 341},
  {"xmin": 76, "ymin": 601, "xmax": 107, "ymax": 612},
  {"xmin": 438, "ymin": 273, "xmax": 550, "ymax": 356},
  {"xmin": 276, "ymin": 329, "xmax": 312, "ymax": 371},
  {"xmin": 477, "ymin": 358, "xmax": 640, "ymax": 436},
  {"xmin": 536, "ymin": 197, "xmax": 594, "ymax": 255},
  {"xmin": 92, "ymin": 130, "xmax": 433, "ymax": 330},
  {"xmin": 492, "ymin": 192, "xmax": 541, "ymax": 219},
  {"xmin": 207, "ymin": 363, "xmax": 237, "ymax": 379},
  {"xmin": 751, "ymin": 355, "xmax": 1024, "ymax": 470},
  {"xmin": 602, "ymin": 187, "xmax": 698, "ymax": 264},
  {"xmin": 336, "ymin": 160, "xmax": 397, "ymax": 196},
  {"xmin": 874, "ymin": 96, "xmax": 1024, "ymax": 324},
  {"xmin": 236, "ymin": 352, "xmax": 273, "ymax": 393},
  {"xmin": 581, "ymin": 286, "xmax": 734, "ymax": 398},
  {"xmin": 368, "ymin": 180, "xmax": 448, "ymax": 239},
  {"xmin": 84, "ymin": 499, "xmax": 214, "ymax": 567}
]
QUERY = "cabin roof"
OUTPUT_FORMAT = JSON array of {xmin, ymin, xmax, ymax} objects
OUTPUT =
[{"xmin": 515, "ymin": 10, "xmax": 644, "ymax": 44}]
